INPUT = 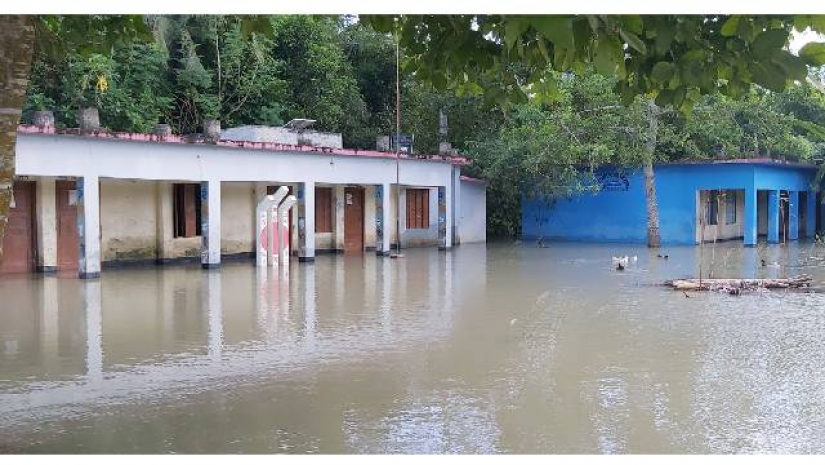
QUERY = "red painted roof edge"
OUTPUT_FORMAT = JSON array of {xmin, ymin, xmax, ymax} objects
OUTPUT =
[{"xmin": 17, "ymin": 125, "xmax": 471, "ymax": 166}]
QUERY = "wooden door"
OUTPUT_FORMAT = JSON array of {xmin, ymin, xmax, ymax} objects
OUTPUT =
[
  {"xmin": 56, "ymin": 180, "xmax": 79, "ymax": 271},
  {"xmin": 343, "ymin": 187, "xmax": 364, "ymax": 253},
  {"xmin": 0, "ymin": 181, "xmax": 35, "ymax": 274}
]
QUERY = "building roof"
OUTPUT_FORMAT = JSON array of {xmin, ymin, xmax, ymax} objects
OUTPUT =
[
  {"xmin": 17, "ymin": 124, "xmax": 471, "ymax": 166},
  {"xmin": 661, "ymin": 157, "xmax": 818, "ymax": 170},
  {"xmin": 460, "ymin": 175, "xmax": 487, "ymax": 185}
]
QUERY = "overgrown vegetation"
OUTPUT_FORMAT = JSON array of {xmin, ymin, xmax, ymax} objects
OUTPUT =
[{"xmin": 20, "ymin": 15, "xmax": 825, "ymax": 238}]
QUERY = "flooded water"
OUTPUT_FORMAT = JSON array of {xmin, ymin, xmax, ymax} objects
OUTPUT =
[{"xmin": 2, "ymin": 241, "xmax": 825, "ymax": 453}]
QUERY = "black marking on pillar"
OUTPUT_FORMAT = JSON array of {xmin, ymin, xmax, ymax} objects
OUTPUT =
[
  {"xmin": 438, "ymin": 185, "xmax": 447, "ymax": 248},
  {"xmin": 375, "ymin": 184, "xmax": 384, "ymax": 255}
]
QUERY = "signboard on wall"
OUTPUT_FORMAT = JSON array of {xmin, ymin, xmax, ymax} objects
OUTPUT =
[{"xmin": 596, "ymin": 172, "xmax": 630, "ymax": 191}]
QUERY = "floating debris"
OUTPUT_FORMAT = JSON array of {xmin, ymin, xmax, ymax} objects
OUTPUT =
[{"xmin": 664, "ymin": 276, "xmax": 812, "ymax": 292}]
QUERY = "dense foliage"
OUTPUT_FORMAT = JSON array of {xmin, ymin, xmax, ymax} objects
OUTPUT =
[
  {"xmin": 20, "ymin": 15, "xmax": 825, "ymax": 238},
  {"xmin": 366, "ymin": 15, "xmax": 825, "ymax": 111},
  {"xmin": 465, "ymin": 72, "xmax": 825, "ymax": 236}
]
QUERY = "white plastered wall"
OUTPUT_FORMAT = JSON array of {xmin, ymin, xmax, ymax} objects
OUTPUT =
[
  {"xmin": 100, "ymin": 179, "xmax": 158, "ymax": 262},
  {"xmin": 459, "ymin": 180, "xmax": 487, "ymax": 244}
]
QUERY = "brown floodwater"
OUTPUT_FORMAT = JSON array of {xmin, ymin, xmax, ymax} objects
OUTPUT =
[{"xmin": 1, "ymin": 241, "xmax": 825, "ymax": 453}]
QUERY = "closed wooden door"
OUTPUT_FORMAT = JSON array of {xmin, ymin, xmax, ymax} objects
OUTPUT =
[
  {"xmin": 0, "ymin": 181, "xmax": 35, "ymax": 274},
  {"xmin": 56, "ymin": 180, "xmax": 79, "ymax": 271},
  {"xmin": 343, "ymin": 187, "xmax": 364, "ymax": 253}
]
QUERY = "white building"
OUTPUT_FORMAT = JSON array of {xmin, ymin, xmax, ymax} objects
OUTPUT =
[{"xmin": 0, "ymin": 125, "xmax": 486, "ymax": 278}]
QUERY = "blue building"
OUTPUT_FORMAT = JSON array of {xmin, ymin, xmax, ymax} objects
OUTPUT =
[{"xmin": 522, "ymin": 159, "xmax": 823, "ymax": 246}]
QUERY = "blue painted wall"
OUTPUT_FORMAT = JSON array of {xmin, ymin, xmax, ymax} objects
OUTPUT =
[{"xmin": 522, "ymin": 162, "xmax": 817, "ymax": 245}]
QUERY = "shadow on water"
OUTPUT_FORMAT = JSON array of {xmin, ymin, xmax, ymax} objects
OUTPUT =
[{"xmin": 1, "ymin": 241, "xmax": 825, "ymax": 453}]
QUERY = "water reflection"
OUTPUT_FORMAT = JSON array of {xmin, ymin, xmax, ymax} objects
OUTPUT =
[
  {"xmin": 84, "ymin": 280, "xmax": 103, "ymax": 382},
  {"xmin": 1, "ymin": 242, "xmax": 825, "ymax": 453}
]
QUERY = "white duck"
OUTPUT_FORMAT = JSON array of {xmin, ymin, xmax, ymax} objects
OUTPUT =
[{"xmin": 611, "ymin": 256, "xmax": 637, "ymax": 267}]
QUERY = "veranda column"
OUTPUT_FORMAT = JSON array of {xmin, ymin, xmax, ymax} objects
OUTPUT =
[
  {"xmin": 452, "ymin": 167, "xmax": 461, "ymax": 246},
  {"xmin": 76, "ymin": 176, "xmax": 101, "ymax": 279},
  {"xmin": 438, "ymin": 184, "xmax": 453, "ymax": 250},
  {"xmin": 767, "ymin": 190, "xmax": 780, "ymax": 244},
  {"xmin": 743, "ymin": 187, "xmax": 757, "ymax": 247},
  {"xmin": 201, "ymin": 180, "xmax": 222, "ymax": 269},
  {"xmin": 806, "ymin": 190, "xmax": 817, "ymax": 238},
  {"xmin": 376, "ymin": 183, "xmax": 392, "ymax": 256},
  {"xmin": 35, "ymin": 177, "xmax": 57, "ymax": 272},
  {"xmin": 297, "ymin": 181, "xmax": 315, "ymax": 262},
  {"xmin": 155, "ymin": 182, "xmax": 174, "ymax": 262},
  {"xmin": 788, "ymin": 191, "xmax": 800, "ymax": 241}
]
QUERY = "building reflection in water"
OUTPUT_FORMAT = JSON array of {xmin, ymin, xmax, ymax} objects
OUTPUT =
[
  {"xmin": 84, "ymin": 280, "xmax": 103, "ymax": 383},
  {"xmin": 204, "ymin": 271, "xmax": 223, "ymax": 362},
  {"xmin": 0, "ymin": 251, "xmax": 468, "ymax": 451}
]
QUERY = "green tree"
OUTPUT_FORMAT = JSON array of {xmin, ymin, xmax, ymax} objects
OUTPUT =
[
  {"xmin": 1, "ymin": 15, "xmax": 150, "ymax": 261},
  {"xmin": 270, "ymin": 15, "xmax": 368, "ymax": 147}
]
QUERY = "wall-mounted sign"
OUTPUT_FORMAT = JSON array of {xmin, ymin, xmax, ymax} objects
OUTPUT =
[
  {"xmin": 68, "ymin": 190, "xmax": 79, "ymax": 206},
  {"xmin": 596, "ymin": 172, "xmax": 630, "ymax": 191}
]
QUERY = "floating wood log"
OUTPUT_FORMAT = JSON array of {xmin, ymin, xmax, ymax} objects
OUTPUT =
[{"xmin": 664, "ymin": 276, "xmax": 812, "ymax": 291}]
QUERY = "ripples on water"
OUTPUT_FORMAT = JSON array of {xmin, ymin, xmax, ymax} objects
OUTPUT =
[{"xmin": 1, "ymin": 241, "xmax": 825, "ymax": 453}]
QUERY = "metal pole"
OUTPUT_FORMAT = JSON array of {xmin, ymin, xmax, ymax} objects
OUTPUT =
[{"xmin": 394, "ymin": 28, "xmax": 402, "ymax": 255}]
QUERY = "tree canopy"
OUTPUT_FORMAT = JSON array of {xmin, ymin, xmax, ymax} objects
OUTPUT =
[{"xmin": 365, "ymin": 15, "xmax": 825, "ymax": 111}]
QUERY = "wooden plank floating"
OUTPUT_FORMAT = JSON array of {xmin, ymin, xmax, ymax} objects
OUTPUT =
[{"xmin": 665, "ymin": 276, "xmax": 812, "ymax": 291}]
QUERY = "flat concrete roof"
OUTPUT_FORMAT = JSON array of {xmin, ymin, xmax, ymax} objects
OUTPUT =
[{"xmin": 17, "ymin": 125, "xmax": 471, "ymax": 166}]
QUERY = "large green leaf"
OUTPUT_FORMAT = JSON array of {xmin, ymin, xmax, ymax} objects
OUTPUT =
[
  {"xmin": 532, "ymin": 16, "xmax": 574, "ymax": 49},
  {"xmin": 651, "ymin": 61, "xmax": 675, "ymax": 83},
  {"xmin": 750, "ymin": 28, "xmax": 788, "ymax": 59},
  {"xmin": 619, "ymin": 29, "xmax": 647, "ymax": 55},
  {"xmin": 594, "ymin": 36, "xmax": 620, "ymax": 76},
  {"xmin": 749, "ymin": 61, "xmax": 786, "ymax": 91},
  {"xmin": 799, "ymin": 42, "xmax": 825, "ymax": 66},
  {"xmin": 720, "ymin": 15, "xmax": 740, "ymax": 37},
  {"xmin": 654, "ymin": 22, "xmax": 675, "ymax": 55}
]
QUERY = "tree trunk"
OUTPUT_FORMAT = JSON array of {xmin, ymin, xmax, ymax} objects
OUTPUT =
[
  {"xmin": 0, "ymin": 15, "xmax": 36, "ymax": 261},
  {"xmin": 643, "ymin": 99, "xmax": 661, "ymax": 249}
]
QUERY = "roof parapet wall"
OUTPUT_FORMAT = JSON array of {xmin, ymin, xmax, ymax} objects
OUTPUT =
[{"xmin": 17, "ymin": 124, "xmax": 470, "ymax": 166}]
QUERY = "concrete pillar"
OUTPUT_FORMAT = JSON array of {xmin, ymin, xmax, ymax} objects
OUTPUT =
[
  {"xmin": 806, "ymin": 190, "xmax": 817, "ymax": 238},
  {"xmin": 156, "ymin": 182, "xmax": 174, "ymax": 262},
  {"xmin": 446, "ymin": 177, "xmax": 454, "ymax": 249},
  {"xmin": 253, "ymin": 182, "xmax": 268, "ymax": 245},
  {"xmin": 376, "ymin": 183, "xmax": 392, "ymax": 255},
  {"xmin": 743, "ymin": 186, "xmax": 757, "ymax": 247},
  {"xmin": 788, "ymin": 191, "xmax": 800, "ymax": 241},
  {"xmin": 453, "ymin": 167, "xmax": 461, "ymax": 246},
  {"xmin": 333, "ymin": 186, "xmax": 345, "ymax": 251},
  {"xmin": 77, "ymin": 176, "xmax": 101, "ymax": 279},
  {"xmin": 438, "ymin": 182, "xmax": 454, "ymax": 250},
  {"xmin": 200, "ymin": 180, "xmax": 221, "ymax": 269},
  {"xmin": 767, "ymin": 190, "xmax": 780, "ymax": 244},
  {"xmin": 297, "ymin": 181, "xmax": 315, "ymax": 262},
  {"xmin": 35, "ymin": 177, "xmax": 57, "ymax": 272}
]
